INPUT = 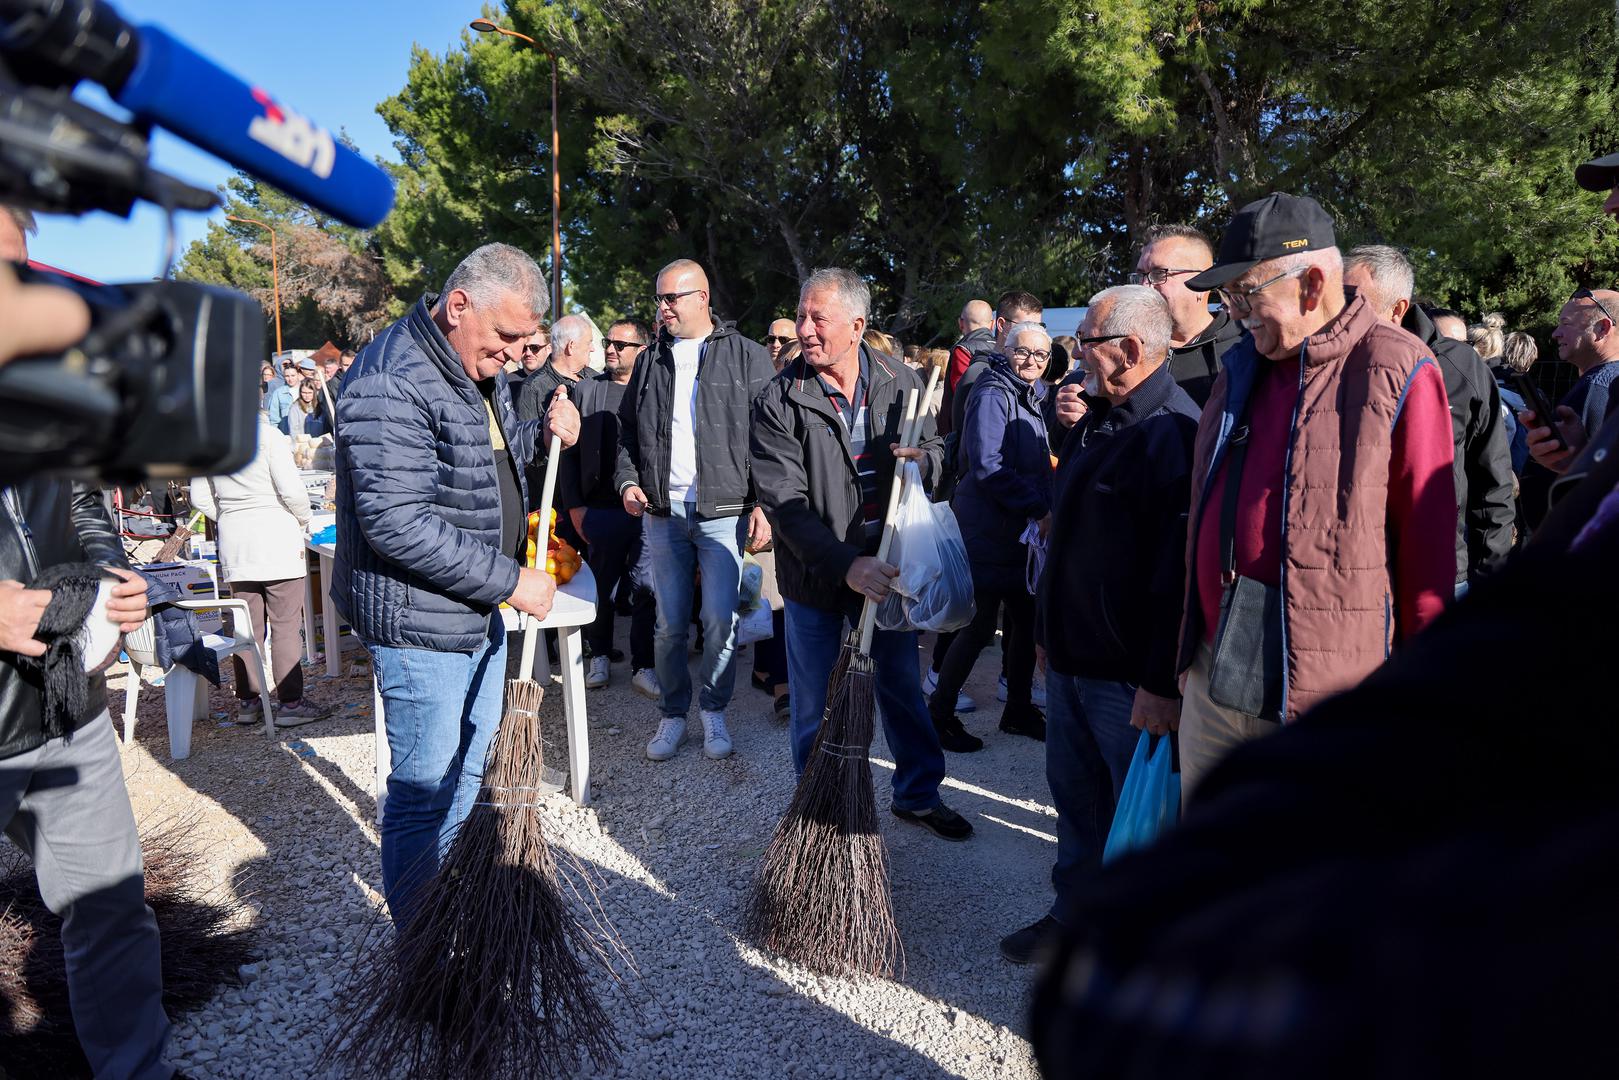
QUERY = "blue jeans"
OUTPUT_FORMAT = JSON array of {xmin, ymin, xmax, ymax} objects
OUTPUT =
[
  {"xmin": 783, "ymin": 599, "xmax": 945, "ymax": 813},
  {"xmin": 1046, "ymin": 673, "xmax": 1138, "ymax": 919},
  {"xmin": 644, "ymin": 502, "xmax": 747, "ymax": 716},
  {"xmin": 367, "ymin": 611, "xmax": 507, "ymax": 928}
]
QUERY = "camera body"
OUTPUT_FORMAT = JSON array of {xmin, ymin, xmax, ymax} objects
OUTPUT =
[
  {"xmin": 0, "ymin": 266, "xmax": 262, "ymax": 483},
  {"xmin": 0, "ymin": 0, "xmax": 392, "ymax": 484}
]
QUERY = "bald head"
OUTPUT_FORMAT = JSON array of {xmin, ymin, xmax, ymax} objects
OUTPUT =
[
  {"xmin": 654, "ymin": 258, "xmax": 714, "ymax": 340},
  {"xmin": 1554, "ymin": 288, "xmax": 1619, "ymax": 372},
  {"xmin": 959, "ymin": 299, "xmax": 992, "ymax": 334},
  {"xmin": 766, "ymin": 317, "xmax": 797, "ymax": 364}
]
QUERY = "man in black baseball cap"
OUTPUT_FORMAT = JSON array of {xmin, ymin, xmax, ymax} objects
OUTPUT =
[
  {"xmin": 1172, "ymin": 191, "xmax": 1456, "ymax": 800},
  {"xmin": 1575, "ymin": 151, "xmax": 1619, "ymax": 218},
  {"xmin": 1184, "ymin": 192, "xmax": 1339, "ymax": 292}
]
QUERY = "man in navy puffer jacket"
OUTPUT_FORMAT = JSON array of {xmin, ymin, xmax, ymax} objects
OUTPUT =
[{"xmin": 334, "ymin": 243, "xmax": 579, "ymax": 928}]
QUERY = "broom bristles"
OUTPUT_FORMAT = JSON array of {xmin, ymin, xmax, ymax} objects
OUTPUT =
[
  {"xmin": 745, "ymin": 641, "xmax": 903, "ymax": 978},
  {"xmin": 326, "ymin": 675, "xmax": 622, "ymax": 1080}
]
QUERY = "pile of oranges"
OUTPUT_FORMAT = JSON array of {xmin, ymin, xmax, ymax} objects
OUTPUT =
[{"xmin": 526, "ymin": 508, "xmax": 583, "ymax": 584}]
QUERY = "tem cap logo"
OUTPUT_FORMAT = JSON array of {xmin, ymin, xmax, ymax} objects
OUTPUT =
[
  {"xmin": 1280, "ymin": 238, "xmax": 1311, "ymax": 249},
  {"xmin": 248, "ymin": 87, "xmax": 336, "ymax": 180}
]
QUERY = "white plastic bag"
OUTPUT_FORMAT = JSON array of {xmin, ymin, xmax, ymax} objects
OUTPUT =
[
  {"xmin": 735, "ymin": 553, "xmax": 774, "ymax": 645},
  {"xmin": 876, "ymin": 461, "xmax": 976, "ymax": 633}
]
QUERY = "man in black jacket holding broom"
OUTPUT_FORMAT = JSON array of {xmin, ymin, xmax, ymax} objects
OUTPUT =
[{"xmin": 751, "ymin": 267, "xmax": 972, "ymax": 841}]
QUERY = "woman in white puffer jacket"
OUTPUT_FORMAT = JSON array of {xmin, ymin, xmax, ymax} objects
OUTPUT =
[{"xmin": 190, "ymin": 415, "xmax": 328, "ymax": 728}]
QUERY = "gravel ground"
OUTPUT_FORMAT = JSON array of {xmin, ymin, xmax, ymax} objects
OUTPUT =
[{"xmin": 106, "ymin": 628, "xmax": 1055, "ymax": 1079}]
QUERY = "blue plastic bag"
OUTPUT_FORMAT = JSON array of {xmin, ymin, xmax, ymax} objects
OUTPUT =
[{"xmin": 1102, "ymin": 731, "xmax": 1180, "ymax": 863}]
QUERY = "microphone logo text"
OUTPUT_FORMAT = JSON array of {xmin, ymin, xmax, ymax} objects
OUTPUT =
[{"xmin": 248, "ymin": 88, "xmax": 336, "ymax": 180}]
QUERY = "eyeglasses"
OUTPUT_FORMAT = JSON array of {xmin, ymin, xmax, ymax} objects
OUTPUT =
[
  {"xmin": 764, "ymin": 335, "xmax": 795, "ymax": 346},
  {"xmin": 1574, "ymin": 288, "xmax": 1618, "ymax": 328},
  {"xmin": 1078, "ymin": 333, "xmax": 1127, "ymax": 348},
  {"xmin": 603, "ymin": 338, "xmax": 645, "ymax": 352},
  {"xmin": 1128, "ymin": 267, "xmax": 1203, "ymax": 286},
  {"xmin": 523, "ymin": 341, "xmax": 550, "ymax": 356},
  {"xmin": 653, "ymin": 288, "xmax": 702, "ymax": 307},
  {"xmin": 1216, "ymin": 266, "xmax": 1306, "ymax": 315},
  {"xmin": 1010, "ymin": 346, "xmax": 1052, "ymax": 363}
]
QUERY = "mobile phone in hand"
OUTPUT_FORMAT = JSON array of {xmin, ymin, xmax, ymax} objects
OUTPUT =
[{"xmin": 1512, "ymin": 373, "xmax": 1566, "ymax": 451}]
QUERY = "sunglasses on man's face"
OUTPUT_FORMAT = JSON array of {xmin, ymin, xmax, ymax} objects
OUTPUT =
[
  {"xmin": 603, "ymin": 339, "xmax": 645, "ymax": 352},
  {"xmin": 654, "ymin": 288, "xmax": 702, "ymax": 307},
  {"xmin": 764, "ymin": 335, "xmax": 796, "ymax": 346},
  {"xmin": 523, "ymin": 341, "xmax": 550, "ymax": 356}
]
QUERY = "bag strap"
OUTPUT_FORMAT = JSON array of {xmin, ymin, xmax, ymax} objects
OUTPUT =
[{"xmin": 1218, "ymin": 396, "xmax": 1254, "ymax": 587}]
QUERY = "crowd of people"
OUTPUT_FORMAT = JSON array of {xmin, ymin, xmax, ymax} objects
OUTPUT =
[
  {"xmin": 1, "ymin": 131, "xmax": 1616, "ymax": 1075},
  {"xmin": 315, "ymin": 170, "xmax": 1619, "ymax": 964}
]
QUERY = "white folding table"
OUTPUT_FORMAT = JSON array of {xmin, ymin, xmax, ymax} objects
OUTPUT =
[{"xmin": 369, "ymin": 565, "xmax": 599, "ymax": 814}]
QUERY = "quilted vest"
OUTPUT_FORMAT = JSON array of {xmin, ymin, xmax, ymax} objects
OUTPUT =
[{"xmin": 1181, "ymin": 292, "xmax": 1440, "ymax": 721}]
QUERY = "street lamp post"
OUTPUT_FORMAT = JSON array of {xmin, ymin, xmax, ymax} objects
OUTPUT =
[
  {"xmin": 470, "ymin": 18, "xmax": 563, "ymax": 316},
  {"xmin": 227, "ymin": 214, "xmax": 283, "ymax": 357}
]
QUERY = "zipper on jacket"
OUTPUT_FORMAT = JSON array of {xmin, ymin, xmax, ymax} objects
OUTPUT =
[
  {"xmin": 1276, "ymin": 342, "xmax": 1307, "ymax": 719},
  {"xmin": 2, "ymin": 487, "xmax": 39, "ymax": 581}
]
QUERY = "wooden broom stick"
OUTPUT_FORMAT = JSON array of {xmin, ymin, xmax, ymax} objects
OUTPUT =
[{"xmin": 521, "ymin": 389, "xmax": 569, "ymax": 671}]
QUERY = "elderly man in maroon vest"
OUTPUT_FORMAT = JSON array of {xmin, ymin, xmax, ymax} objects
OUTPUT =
[{"xmin": 1173, "ymin": 193, "xmax": 1456, "ymax": 800}]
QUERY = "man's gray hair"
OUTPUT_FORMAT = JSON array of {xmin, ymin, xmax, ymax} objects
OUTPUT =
[
  {"xmin": 550, "ymin": 313, "xmax": 592, "ymax": 354},
  {"xmin": 1003, "ymin": 320, "xmax": 1050, "ymax": 351},
  {"xmin": 4, "ymin": 205, "xmax": 36, "ymax": 237},
  {"xmin": 443, "ymin": 242, "xmax": 549, "ymax": 318},
  {"xmin": 1087, "ymin": 285, "xmax": 1173, "ymax": 361},
  {"xmin": 1344, "ymin": 244, "xmax": 1415, "ymax": 312},
  {"xmin": 801, "ymin": 267, "xmax": 870, "ymax": 323}
]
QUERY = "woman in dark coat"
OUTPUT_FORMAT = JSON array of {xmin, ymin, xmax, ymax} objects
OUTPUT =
[{"xmin": 928, "ymin": 322, "xmax": 1054, "ymax": 751}]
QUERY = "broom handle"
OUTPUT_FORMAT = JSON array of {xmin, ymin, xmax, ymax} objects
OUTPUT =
[
  {"xmin": 523, "ymin": 393, "xmax": 567, "ymax": 650},
  {"xmin": 855, "ymin": 386, "xmax": 923, "ymax": 654}
]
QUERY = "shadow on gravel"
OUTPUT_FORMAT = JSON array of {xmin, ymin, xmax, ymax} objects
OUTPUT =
[
  {"xmin": 111, "ymin": 662, "xmax": 387, "ymax": 911},
  {"xmin": 560, "ymin": 851, "xmax": 964, "ymax": 1080}
]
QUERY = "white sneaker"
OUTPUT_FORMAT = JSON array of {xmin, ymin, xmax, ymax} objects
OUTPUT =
[
  {"xmin": 646, "ymin": 715, "xmax": 686, "ymax": 761},
  {"xmin": 586, "ymin": 655, "xmax": 610, "ymax": 690},
  {"xmin": 998, "ymin": 674, "xmax": 1047, "ymax": 708},
  {"xmin": 700, "ymin": 709, "xmax": 732, "ymax": 759},
  {"xmin": 631, "ymin": 668, "xmax": 662, "ymax": 700},
  {"xmin": 923, "ymin": 668, "xmax": 977, "ymax": 714}
]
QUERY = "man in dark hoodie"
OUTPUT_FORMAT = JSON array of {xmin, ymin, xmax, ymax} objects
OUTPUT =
[
  {"xmin": 1002, "ymin": 285, "xmax": 1200, "ymax": 965},
  {"xmin": 1344, "ymin": 246, "xmax": 1515, "ymax": 588}
]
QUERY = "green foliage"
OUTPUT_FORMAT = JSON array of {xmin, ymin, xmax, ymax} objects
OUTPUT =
[
  {"xmin": 176, "ymin": 169, "xmax": 393, "ymax": 353},
  {"xmin": 184, "ymin": 0, "xmax": 1617, "ymax": 349}
]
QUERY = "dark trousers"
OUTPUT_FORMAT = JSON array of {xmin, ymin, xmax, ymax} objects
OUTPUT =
[
  {"xmin": 230, "ymin": 577, "xmax": 306, "ymax": 703},
  {"xmin": 930, "ymin": 577, "xmax": 1036, "ymax": 722},
  {"xmin": 582, "ymin": 506, "xmax": 654, "ymax": 670},
  {"xmin": 752, "ymin": 608, "xmax": 788, "ymax": 686}
]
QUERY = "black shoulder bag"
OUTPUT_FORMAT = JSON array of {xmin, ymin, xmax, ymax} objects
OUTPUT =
[{"xmin": 1206, "ymin": 409, "xmax": 1285, "ymax": 722}]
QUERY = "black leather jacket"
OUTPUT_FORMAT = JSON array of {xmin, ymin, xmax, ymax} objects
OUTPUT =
[{"xmin": 0, "ymin": 479, "xmax": 128, "ymax": 760}]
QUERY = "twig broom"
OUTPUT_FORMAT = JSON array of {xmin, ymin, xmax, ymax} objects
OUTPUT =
[
  {"xmin": 745, "ymin": 381, "xmax": 929, "ymax": 979},
  {"xmin": 330, "ymin": 398, "xmax": 620, "ymax": 1079}
]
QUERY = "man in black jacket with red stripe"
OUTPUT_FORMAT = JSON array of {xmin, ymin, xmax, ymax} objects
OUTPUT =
[{"xmin": 751, "ymin": 267, "xmax": 972, "ymax": 842}]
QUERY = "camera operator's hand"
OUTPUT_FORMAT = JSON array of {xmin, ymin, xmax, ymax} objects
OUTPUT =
[
  {"xmin": 543, "ymin": 386, "xmax": 580, "ymax": 449},
  {"xmin": 103, "ymin": 568, "xmax": 150, "ymax": 633},
  {"xmin": 0, "ymin": 263, "xmax": 91, "ymax": 367},
  {"xmin": 507, "ymin": 564, "xmax": 557, "ymax": 620},
  {"xmin": 0, "ymin": 580, "xmax": 50, "ymax": 657}
]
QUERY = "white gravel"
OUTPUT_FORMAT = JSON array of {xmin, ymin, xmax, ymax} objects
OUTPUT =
[{"xmin": 108, "ymin": 631, "xmax": 1053, "ymax": 1079}]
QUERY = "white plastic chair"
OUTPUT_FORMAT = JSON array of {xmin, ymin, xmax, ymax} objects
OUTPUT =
[{"xmin": 121, "ymin": 591, "xmax": 276, "ymax": 759}]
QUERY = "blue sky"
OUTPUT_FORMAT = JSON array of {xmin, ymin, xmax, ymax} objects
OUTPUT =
[{"xmin": 29, "ymin": 0, "xmax": 484, "ymax": 281}]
